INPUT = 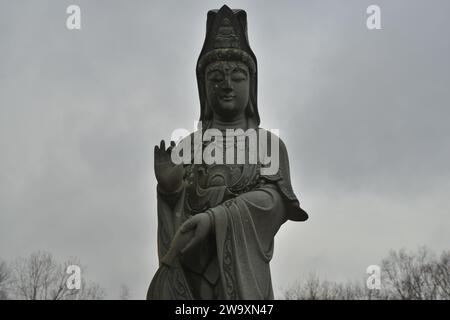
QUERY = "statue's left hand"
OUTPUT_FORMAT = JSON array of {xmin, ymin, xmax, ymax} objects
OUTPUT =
[
  {"xmin": 179, "ymin": 212, "xmax": 212, "ymax": 254},
  {"xmin": 160, "ymin": 212, "xmax": 212, "ymax": 266}
]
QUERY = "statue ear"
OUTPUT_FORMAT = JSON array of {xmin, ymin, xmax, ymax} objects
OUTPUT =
[
  {"xmin": 246, "ymin": 100, "xmax": 255, "ymax": 117},
  {"xmin": 204, "ymin": 101, "xmax": 213, "ymax": 120}
]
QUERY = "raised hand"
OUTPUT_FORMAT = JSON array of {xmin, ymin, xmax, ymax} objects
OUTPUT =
[{"xmin": 154, "ymin": 140, "xmax": 184, "ymax": 194}]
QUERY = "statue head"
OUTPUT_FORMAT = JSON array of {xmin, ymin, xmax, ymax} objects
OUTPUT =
[
  {"xmin": 196, "ymin": 5, "xmax": 259, "ymax": 128},
  {"xmin": 205, "ymin": 60, "xmax": 250, "ymax": 121}
]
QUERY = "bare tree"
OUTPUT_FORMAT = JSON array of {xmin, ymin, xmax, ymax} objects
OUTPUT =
[
  {"xmin": 285, "ymin": 247, "xmax": 449, "ymax": 300},
  {"xmin": 433, "ymin": 250, "xmax": 450, "ymax": 298},
  {"xmin": 382, "ymin": 247, "xmax": 450, "ymax": 300},
  {"xmin": 0, "ymin": 261, "xmax": 10, "ymax": 300},
  {"xmin": 284, "ymin": 273, "xmax": 369, "ymax": 300},
  {"xmin": 7, "ymin": 251, "xmax": 105, "ymax": 300}
]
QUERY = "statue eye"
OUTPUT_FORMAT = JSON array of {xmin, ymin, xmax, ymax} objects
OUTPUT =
[
  {"xmin": 207, "ymin": 71, "xmax": 224, "ymax": 83},
  {"xmin": 231, "ymin": 71, "xmax": 247, "ymax": 82}
]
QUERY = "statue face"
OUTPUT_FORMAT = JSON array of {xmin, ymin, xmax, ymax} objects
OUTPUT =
[{"xmin": 205, "ymin": 61, "xmax": 250, "ymax": 120}]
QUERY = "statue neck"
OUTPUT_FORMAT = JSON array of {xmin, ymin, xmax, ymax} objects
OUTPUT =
[{"xmin": 212, "ymin": 116, "xmax": 248, "ymax": 131}]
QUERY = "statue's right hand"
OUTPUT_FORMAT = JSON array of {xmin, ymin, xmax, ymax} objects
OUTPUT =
[{"xmin": 154, "ymin": 140, "xmax": 184, "ymax": 193}]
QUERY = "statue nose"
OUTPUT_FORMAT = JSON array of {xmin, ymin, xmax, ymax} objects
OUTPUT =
[{"xmin": 223, "ymin": 76, "xmax": 233, "ymax": 90}]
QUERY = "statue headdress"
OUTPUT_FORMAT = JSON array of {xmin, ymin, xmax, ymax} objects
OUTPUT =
[{"xmin": 196, "ymin": 5, "xmax": 260, "ymax": 127}]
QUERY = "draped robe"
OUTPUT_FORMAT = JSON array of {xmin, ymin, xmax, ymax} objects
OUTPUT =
[{"xmin": 147, "ymin": 128, "xmax": 307, "ymax": 299}]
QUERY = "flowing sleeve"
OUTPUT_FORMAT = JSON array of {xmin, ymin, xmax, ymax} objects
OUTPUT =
[
  {"xmin": 207, "ymin": 183, "xmax": 287, "ymax": 299},
  {"xmin": 259, "ymin": 130, "xmax": 309, "ymax": 222},
  {"xmin": 205, "ymin": 131, "xmax": 308, "ymax": 299}
]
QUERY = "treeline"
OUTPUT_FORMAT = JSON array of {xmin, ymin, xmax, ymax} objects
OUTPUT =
[
  {"xmin": 0, "ymin": 251, "xmax": 104, "ymax": 300},
  {"xmin": 2, "ymin": 247, "xmax": 448, "ymax": 300},
  {"xmin": 284, "ymin": 247, "xmax": 450, "ymax": 300}
]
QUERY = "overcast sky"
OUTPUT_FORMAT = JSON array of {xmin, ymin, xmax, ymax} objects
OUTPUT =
[{"xmin": 1, "ymin": 0, "xmax": 449, "ymax": 299}]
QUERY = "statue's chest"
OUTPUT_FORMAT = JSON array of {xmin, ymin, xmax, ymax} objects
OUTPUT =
[
  {"xmin": 190, "ymin": 163, "xmax": 260, "ymax": 193},
  {"xmin": 184, "ymin": 162, "xmax": 260, "ymax": 215},
  {"xmin": 183, "ymin": 135, "xmax": 263, "ymax": 214},
  {"xmin": 187, "ymin": 136, "xmax": 262, "ymax": 190}
]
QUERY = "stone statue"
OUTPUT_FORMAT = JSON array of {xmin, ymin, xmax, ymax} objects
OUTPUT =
[{"xmin": 147, "ymin": 5, "xmax": 308, "ymax": 300}]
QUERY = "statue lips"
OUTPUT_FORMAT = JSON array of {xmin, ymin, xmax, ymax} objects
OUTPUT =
[{"xmin": 220, "ymin": 94, "xmax": 235, "ymax": 101}]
